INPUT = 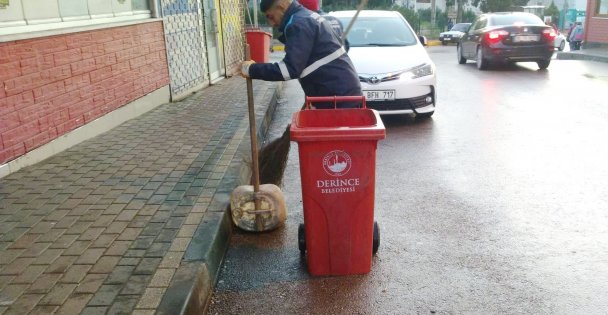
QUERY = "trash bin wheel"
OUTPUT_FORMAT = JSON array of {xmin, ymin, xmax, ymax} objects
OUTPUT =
[
  {"xmin": 372, "ymin": 221, "xmax": 380, "ymax": 255},
  {"xmin": 298, "ymin": 223, "xmax": 306, "ymax": 254}
]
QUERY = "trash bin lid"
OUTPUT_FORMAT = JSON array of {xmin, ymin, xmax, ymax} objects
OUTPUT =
[{"xmin": 290, "ymin": 109, "xmax": 386, "ymax": 142}]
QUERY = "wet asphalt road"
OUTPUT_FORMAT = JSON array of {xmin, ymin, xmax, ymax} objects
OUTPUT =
[{"xmin": 208, "ymin": 46, "xmax": 608, "ymax": 314}]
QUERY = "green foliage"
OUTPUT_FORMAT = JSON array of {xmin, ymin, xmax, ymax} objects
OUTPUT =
[
  {"xmin": 391, "ymin": 5, "xmax": 421, "ymax": 32},
  {"xmin": 478, "ymin": 0, "xmax": 514, "ymax": 12},
  {"xmin": 322, "ymin": 0, "xmax": 477, "ymax": 38},
  {"xmin": 462, "ymin": 9, "xmax": 477, "ymax": 22},
  {"xmin": 454, "ymin": 0, "xmax": 479, "ymax": 23},
  {"xmin": 417, "ymin": 8, "xmax": 448, "ymax": 31},
  {"xmin": 474, "ymin": 0, "xmax": 529, "ymax": 12},
  {"xmin": 545, "ymin": 1, "xmax": 560, "ymax": 25},
  {"xmin": 512, "ymin": 0, "xmax": 528, "ymax": 6},
  {"xmin": 322, "ymin": 3, "xmax": 361, "ymax": 12},
  {"xmin": 323, "ymin": 1, "xmax": 423, "ymax": 31},
  {"xmin": 322, "ymin": 0, "xmax": 362, "ymax": 11},
  {"xmin": 435, "ymin": 10, "xmax": 448, "ymax": 30},
  {"xmin": 245, "ymin": 6, "xmax": 270, "ymax": 26},
  {"xmin": 367, "ymin": 0, "xmax": 393, "ymax": 8}
]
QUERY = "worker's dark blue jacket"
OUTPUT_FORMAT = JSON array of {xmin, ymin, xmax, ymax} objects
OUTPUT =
[{"xmin": 249, "ymin": 2, "xmax": 361, "ymax": 101}]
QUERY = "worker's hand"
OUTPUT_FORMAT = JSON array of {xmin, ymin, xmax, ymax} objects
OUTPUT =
[{"xmin": 241, "ymin": 60, "xmax": 255, "ymax": 78}]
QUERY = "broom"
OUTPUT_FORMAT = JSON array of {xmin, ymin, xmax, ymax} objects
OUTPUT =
[
  {"xmin": 257, "ymin": 0, "xmax": 368, "ymax": 186},
  {"xmin": 258, "ymin": 123, "xmax": 293, "ymax": 186},
  {"xmin": 229, "ymin": 44, "xmax": 286, "ymax": 232}
]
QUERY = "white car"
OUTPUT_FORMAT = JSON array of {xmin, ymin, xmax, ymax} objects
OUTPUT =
[
  {"xmin": 439, "ymin": 23, "xmax": 471, "ymax": 45},
  {"xmin": 554, "ymin": 31, "xmax": 566, "ymax": 51},
  {"xmin": 330, "ymin": 10, "xmax": 437, "ymax": 118}
]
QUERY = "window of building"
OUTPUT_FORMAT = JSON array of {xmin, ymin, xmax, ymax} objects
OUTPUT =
[
  {"xmin": 598, "ymin": 0, "xmax": 608, "ymax": 16},
  {"xmin": 0, "ymin": 0, "xmax": 152, "ymax": 36}
]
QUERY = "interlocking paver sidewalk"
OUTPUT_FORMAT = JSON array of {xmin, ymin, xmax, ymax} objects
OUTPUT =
[{"xmin": 0, "ymin": 77, "xmax": 280, "ymax": 314}]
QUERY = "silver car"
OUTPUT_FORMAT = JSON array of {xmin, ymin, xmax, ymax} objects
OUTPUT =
[
  {"xmin": 330, "ymin": 10, "xmax": 437, "ymax": 118},
  {"xmin": 439, "ymin": 23, "xmax": 471, "ymax": 45}
]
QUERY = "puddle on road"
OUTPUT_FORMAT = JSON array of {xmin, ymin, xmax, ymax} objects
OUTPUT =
[{"xmin": 583, "ymin": 73, "xmax": 608, "ymax": 82}]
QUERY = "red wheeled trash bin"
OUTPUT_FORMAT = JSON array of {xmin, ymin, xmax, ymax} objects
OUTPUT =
[
  {"xmin": 245, "ymin": 28, "xmax": 272, "ymax": 63},
  {"xmin": 290, "ymin": 96, "xmax": 386, "ymax": 276}
]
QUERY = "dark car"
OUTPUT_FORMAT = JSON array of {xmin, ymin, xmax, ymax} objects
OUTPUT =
[{"xmin": 457, "ymin": 12, "xmax": 556, "ymax": 70}]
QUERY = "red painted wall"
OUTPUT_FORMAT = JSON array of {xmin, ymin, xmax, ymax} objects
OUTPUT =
[
  {"xmin": 0, "ymin": 21, "xmax": 169, "ymax": 164},
  {"xmin": 586, "ymin": 0, "xmax": 608, "ymax": 44}
]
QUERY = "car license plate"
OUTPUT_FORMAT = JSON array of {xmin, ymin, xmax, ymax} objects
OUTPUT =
[
  {"xmin": 365, "ymin": 90, "xmax": 395, "ymax": 101},
  {"xmin": 513, "ymin": 35, "xmax": 539, "ymax": 42}
]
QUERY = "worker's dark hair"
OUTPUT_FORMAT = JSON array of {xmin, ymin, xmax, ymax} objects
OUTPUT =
[{"xmin": 260, "ymin": 0, "xmax": 278, "ymax": 12}]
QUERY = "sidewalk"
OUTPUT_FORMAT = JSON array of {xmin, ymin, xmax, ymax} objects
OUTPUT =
[
  {"xmin": 0, "ymin": 77, "xmax": 281, "ymax": 314},
  {"xmin": 556, "ymin": 46, "xmax": 608, "ymax": 63}
]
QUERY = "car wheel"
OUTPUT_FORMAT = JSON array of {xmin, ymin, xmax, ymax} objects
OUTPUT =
[
  {"xmin": 559, "ymin": 40, "xmax": 565, "ymax": 51},
  {"xmin": 476, "ymin": 46, "xmax": 488, "ymax": 70},
  {"xmin": 537, "ymin": 59, "xmax": 550, "ymax": 70},
  {"xmin": 457, "ymin": 44, "xmax": 466, "ymax": 64},
  {"xmin": 441, "ymin": 40, "xmax": 447, "ymax": 46}
]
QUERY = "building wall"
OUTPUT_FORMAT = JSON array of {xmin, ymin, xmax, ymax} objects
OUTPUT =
[
  {"xmin": 585, "ymin": 0, "xmax": 608, "ymax": 45},
  {"xmin": 0, "ymin": 21, "xmax": 170, "ymax": 164}
]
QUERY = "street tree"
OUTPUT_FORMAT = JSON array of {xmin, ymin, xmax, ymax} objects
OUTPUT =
[
  {"xmin": 545, "ymin": 1, "xmax": 560, "ymax": 25},
  {"xmin": 446, "ymin": 0, "xmax": 472, "ymax": 22},
  {"xmin": 472, "ymin": 0, "xmax": 528, "ymax": 12}
]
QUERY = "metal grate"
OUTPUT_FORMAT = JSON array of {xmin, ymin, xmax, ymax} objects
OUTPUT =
[
  {"xmin": 160, "ymin": 0, "xmax": 246, "ymax": 99},
  {"xmin": 160, "ymin": 0, "xmax": 209, "ymax": 100},
  {"xmin": 220, "ymin": 0, "xmax": 246, "ymax": 76}
]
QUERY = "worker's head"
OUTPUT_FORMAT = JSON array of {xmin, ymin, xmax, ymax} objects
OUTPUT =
[
  {"xmin": 299, "ymin": 0, "xmax": 319, "ymax": 12},
  {"xmin": 260, "ymin": 0, "xmax": 292, "ymax": 27}
]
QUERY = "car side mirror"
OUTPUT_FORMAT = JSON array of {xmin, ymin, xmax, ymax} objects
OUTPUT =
[{"xmin": 419, "ymin": 35, "xmax": 427, "ymax": 46}]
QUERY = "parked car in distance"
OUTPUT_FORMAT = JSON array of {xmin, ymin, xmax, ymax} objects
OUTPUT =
[
  {"xmin": 329, "ymin": 10, "xmax": 437, "ymax": 118},
  {"xmin": 554, "ymin": 31, "xmax": 566, "ymax": 51},
  {"xmin": 439, "ymin": 23, "xmax": 471, "ymax": 45},
  {"xmin": 457, "ymin": 12, "xmax": 556, "ymax": 70}
]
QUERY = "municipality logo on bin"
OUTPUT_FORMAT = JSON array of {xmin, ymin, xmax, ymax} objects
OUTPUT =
[{"xmin": 322, "ymin": 150, "xmax": 351, "ymax": 177}]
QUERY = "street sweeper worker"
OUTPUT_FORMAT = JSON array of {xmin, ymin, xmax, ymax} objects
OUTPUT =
[{"xmin": 241, "ymin": 0, "xmax": 362, "ymax": 108}]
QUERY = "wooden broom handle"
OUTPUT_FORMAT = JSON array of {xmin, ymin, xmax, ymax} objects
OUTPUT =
[{"xmin": 245, "ymin": 45, "xmax": 261, "ymax": 194}]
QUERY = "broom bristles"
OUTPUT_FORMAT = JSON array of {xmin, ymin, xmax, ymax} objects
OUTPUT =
[{"xmin": 258, "ymin": 124, "xmax": 291, "ymax": 186}]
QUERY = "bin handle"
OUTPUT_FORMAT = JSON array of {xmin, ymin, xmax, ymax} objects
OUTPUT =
[{"xmin": 305, "ymin": 96, "xmax": 367, "ymax": 109}]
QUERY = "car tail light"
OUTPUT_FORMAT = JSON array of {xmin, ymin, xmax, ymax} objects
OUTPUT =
[
  {"xmin": 543, "ymin": 28, "xmax": 556, "ymax": 40},
  {"xmin": 486, "ymin": 30, "xmax": 509, "ymax": 43}
]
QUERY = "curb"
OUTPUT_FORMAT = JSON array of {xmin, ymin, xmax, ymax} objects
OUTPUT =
[
  {"xmin": 156, "ymin": 81, "xmax": 283, "ymax": 315},
  {"xmin": 556, "ymin": 51, "xmax": 608, "ymax": 63}
]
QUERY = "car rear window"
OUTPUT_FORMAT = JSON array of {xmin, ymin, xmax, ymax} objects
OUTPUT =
[
  {"xmin": 490, "ymin": 14, "xmax": 544, "ymax": 26},
  {"xmin": 337, "ymin": 16, "xmax": 417, "ymax": 47}
]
